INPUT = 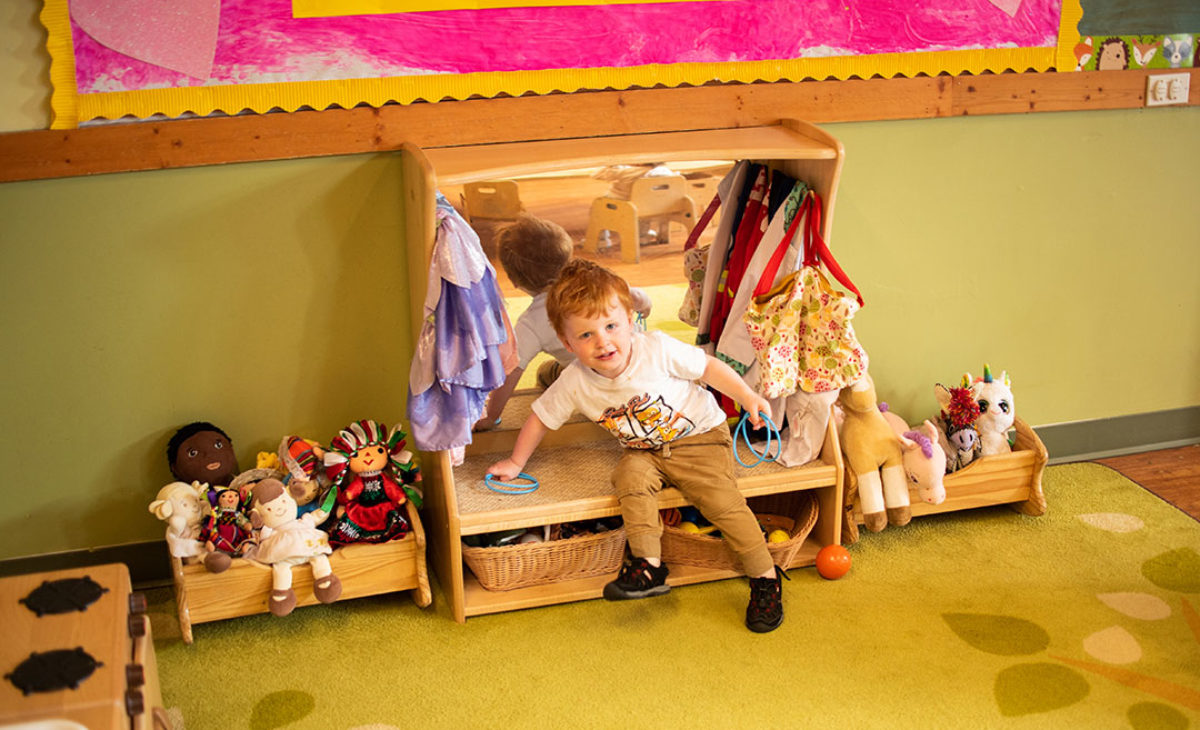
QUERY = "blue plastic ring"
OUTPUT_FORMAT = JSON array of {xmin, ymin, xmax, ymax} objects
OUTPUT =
[
  {"xmin": 733, "ymin": 411, "xmax": 782, "ymax": 468},
  {"xmin": 484, "ymin": 472, "xmax": 540, "ymax": 494}
]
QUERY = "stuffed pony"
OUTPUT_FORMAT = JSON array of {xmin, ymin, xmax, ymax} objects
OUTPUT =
[
  {"xmin": 878, "ymin": 405, "xmax": 947, "ymax": 506},
  {"xmin": 837, "ymin": 374, "xmax": 913, "ymax": 533}
]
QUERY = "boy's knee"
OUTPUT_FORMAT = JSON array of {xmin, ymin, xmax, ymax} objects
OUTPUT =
[
  {"xmin": 611, "ymin": 455, "xmax": 658, "ymax": 498},
  {"xmin": 691, "ymin": 488, "xmax": 749, "ymax": 521}
]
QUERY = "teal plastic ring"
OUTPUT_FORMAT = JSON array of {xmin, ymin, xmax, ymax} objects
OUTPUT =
[
  {"xmin": 484, "ymin": 472, "xmax": 539, "ymax": 494},
  {"xmin": 733, "ymin": 411, "xmax": 782, "ymax": 468}
]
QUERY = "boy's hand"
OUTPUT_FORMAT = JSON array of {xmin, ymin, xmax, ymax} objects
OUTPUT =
[
  {"xmin": 741, "ymin": 393, "xmax": 772, "ymax": 429},
  {"xmin": 487, "ymin": 458, "xmax": 523, "ymax": 482},
  {"xmin": 473, "ymin": 415, "xmax": 501, "ymax": 432}
]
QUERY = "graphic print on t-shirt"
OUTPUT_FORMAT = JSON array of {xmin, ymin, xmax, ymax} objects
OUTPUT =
[{"xmin": 597, "ymin": 393, "xmax": 696, "ymax": 449}]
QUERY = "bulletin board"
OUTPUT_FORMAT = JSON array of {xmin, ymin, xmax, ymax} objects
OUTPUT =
[
  {"xmin": 1056, "ymin": 0, "xmax": 1200, "ymax": 71},
  {"xmin": 40, "ymin": 0, "xmax": 1193, "ymax": 129}
]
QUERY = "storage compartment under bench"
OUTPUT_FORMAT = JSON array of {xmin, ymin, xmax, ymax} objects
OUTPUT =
[{"xmin": 446, "ymin": 422, "xmax": 842, "ymax": 613}]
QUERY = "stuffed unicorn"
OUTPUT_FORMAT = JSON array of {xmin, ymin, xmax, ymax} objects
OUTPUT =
[{"xmin": 966, "ymin": 365, "xmax": 1015, "ymax": 456}]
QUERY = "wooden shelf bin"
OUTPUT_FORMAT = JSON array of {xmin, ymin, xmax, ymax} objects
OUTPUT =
[
  {"xmin": 845, "ymin": 416, "xmax": 1048, "ymax": 542},
  {"xmin": 170, "ymin": 500, "xmax": 432, "ymax": 644}
]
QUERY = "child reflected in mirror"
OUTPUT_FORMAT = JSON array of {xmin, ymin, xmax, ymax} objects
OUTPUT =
[{"xmin": 475, "ymin": 214, "xmax": 650, "ymax": 431}]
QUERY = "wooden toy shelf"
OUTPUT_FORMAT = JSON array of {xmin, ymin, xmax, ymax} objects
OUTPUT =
[
  {"xmin": 169, "ymin": 500, "xmax": 432, "ymax": 643},
  {"xmin": 431, "ymin": 399, "xmax": 844, "ymax": 622},
  {"xmin": 401, "ymin": 119, "xmax": 848, "ymax": 623}
]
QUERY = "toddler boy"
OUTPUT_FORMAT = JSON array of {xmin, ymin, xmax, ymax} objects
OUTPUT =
[{"xmin": 486, "ymin": 259, "xmax": 786, "ymax": 632}]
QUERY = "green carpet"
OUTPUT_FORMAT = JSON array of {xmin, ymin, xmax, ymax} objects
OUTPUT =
[{"xmin": 148, "ymin": 463, "xmax": 1200, "ymax": 730}]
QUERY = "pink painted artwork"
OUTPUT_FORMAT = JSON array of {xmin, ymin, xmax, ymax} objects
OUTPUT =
[{"xmin": 69, "ymin": 0, "xmax": 1061, "ymax": 94}]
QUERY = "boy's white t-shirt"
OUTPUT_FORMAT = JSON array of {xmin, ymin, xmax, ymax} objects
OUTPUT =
[
  {"xmin": 513, "ymin": 293, "xmax": 573, "ymax": 370},
  {"xmin": 532, "ymin": 330, "xmax": 727, "ymax": 450}
]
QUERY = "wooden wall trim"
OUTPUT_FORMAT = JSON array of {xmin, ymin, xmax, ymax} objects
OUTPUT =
[{"xmin": 1, "ymin": 69, "xmax": 1195, "ymax": 184}]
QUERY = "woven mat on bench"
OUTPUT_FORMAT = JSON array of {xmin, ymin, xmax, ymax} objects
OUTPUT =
[{"xmin": 455, "ymin": 430, "xmax": 802, "ymax": 517}]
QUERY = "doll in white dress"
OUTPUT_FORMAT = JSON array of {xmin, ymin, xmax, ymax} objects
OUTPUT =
[{"xmin": 250, "ymin": 478, "xmax": 342, "ymax": 617}]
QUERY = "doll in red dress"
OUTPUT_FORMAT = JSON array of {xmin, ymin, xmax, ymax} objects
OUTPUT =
[
  {"xmin": 322, "ymin": 419, "xmax": 421, "ymax": 546},
  {"xmin": 200, "ymin": 486, "xmax": 256, "ymax": 561}
]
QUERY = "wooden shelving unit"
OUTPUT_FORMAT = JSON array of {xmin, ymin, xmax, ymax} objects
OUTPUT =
[
  {"xmin": 403, "ymin": 119, "xmax": 849, "ymax": 622},
  {"xmin": 443, "ymin": 400, "xmax": 842, "ymax": 622}
]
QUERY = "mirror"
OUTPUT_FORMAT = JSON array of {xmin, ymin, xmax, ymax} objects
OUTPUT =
[{"xmin": 439, "ymin": 159, "xmax": 734, "ymax": 423}]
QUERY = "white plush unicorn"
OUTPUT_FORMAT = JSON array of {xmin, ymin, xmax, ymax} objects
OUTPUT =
[{"xmin": 966, "ymin": 365, "xmax": 1015, "ymax": 456}]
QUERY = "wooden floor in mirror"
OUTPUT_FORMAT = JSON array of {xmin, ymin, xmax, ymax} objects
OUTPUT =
[{"xmin": 442, "ymin": 170, "xmax": 1200, "ymax": 525}]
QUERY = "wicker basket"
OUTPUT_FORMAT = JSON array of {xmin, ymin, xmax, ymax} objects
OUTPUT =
[
  {"xmin": 660, "ymin": 491, "xmax": 819, "ymax": 572},
  {"xmin": 462, "ymin": 527, "xmax": 627, "ymax": 591}
]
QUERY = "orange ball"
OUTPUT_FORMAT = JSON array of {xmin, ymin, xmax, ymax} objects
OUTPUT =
[{"xmin": 815, "ymin": 544, "xmax": 852, "ymax": 580}]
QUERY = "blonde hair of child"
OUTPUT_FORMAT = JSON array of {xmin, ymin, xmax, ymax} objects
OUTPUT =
[
  {"xmin": 496, "ymin": 215, "xmax": 573, "ymax": 294},
  {"xmin": 545, "ymin": 259, "xmax": 635, "ymax": 338}
]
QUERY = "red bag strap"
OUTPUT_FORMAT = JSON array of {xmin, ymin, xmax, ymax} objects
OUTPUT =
[
  {"xmin": 751, "ymin": 192, "xmax": 812, "ymax": 298},
  {"xmin": 802, "ymin": 191, "xmax": 865, "ymax": 308},
  {"xmin": 683, "ymin": 191, "xmax": 722, "ymax": 252}
]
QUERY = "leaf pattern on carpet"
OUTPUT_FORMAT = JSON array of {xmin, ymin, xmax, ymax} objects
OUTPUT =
[
  {"xmin": 1097, "ymin": 592, "xmax": 1172, "ymax": 620},
  {"xmin": 1127, "ymin": 701, "xmax": 1191, "ymax": 730},
  {"xmin": 1141, "ymin": 547, "xmax": 1200, "ymax": 593},
  {"xmin": 942, "ymin": 612, "xmax": 1049, "ymax": 656},
  {"xmin": 994, "ymin": 662, "xmax": 1089, "ymax": 716},
  {"xmin": 251, "ymin": 690, "xmax": 316, "ymax": 730},
  {"xmin": 1078, "ymin": 512, "xmax": 1145, "ymax": 533},
  {"xmin": 1082, "ymin": 625, "xmax": 1142, "ymax": 664}
]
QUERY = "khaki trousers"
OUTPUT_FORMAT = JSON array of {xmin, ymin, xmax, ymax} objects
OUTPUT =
[{"xmin": 611, "ymin": 426, "xmax": 774, "ymax": 577}]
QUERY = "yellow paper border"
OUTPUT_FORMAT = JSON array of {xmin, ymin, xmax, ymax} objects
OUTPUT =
[
  {"xmin": 42, "ymin": 0, "xmax": 81, "ymax": 129},
  {"xmin": 60, "ymin": 46, "xmax": 1055, "ymax": 129},
  {"xmin": 1056, "ymin": 0, "xmax": 1084, "ymax": 71}
]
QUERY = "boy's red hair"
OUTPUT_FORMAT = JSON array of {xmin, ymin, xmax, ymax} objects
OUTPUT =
[{"xmin": 545, "ymin": 259, "xmax": 634, "ymax": 337}]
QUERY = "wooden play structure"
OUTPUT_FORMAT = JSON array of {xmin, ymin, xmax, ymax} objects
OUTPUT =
[{"xmin": 403, "ymin": 119, "xmax": 850, "ymax": 622}]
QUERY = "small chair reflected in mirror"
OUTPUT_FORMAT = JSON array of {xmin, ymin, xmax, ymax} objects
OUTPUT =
[
  {"xmin": 461, "ymin": 180, "xmax": 525, "ymax": 257},
  {"xmin": 584, "ymin": 175, "xmax": 697, "ymax": 264},
  {"xmin": 461, "ymin": 180, "xmax": 524, "ymax": 224}
]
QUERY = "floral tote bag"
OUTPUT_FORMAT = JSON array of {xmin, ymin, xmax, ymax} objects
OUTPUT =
[
  {"xmin": 677, "ymin": 192, "xmax": 721, "ymax": 327},
  {"xmin": 743, "ymin": 191, "xmax": 867, "ymax": 398}
]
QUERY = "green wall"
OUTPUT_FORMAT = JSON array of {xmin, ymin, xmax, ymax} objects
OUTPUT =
[
  {"xmin": 2, "ymin": 2, "xmax": 1198, "ymax": 560},
  {"xmin": 0, "ymin": 157, "xmax": 411, "ymax": 559},
  {"xmin": 827, "ymin": 110, "xmax": 1200, "ymax": 427}
]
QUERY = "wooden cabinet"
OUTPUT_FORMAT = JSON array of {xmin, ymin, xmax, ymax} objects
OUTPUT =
[
  {"xmin": 0, "ymin": 564, "xmax": 166, "ymax": 729},
  {"xmin": 401, "ymin": 120, "xmax": 848, "ymax": 623}
]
